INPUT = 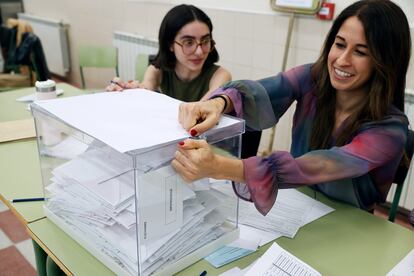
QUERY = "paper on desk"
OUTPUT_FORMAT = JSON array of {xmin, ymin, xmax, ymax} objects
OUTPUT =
[
  {"xmin": 386, "ymin": 249, "xmax": 414, "ymax": 276},
  {"xmin": 217, "ymin": 189, "xmax": 307, "ymax": 238},
  {"xmin": 245, "ymin": 242, "xmax": 321, "ymax": 276},
  {"xmin": 32, "ymin": 89, "xmax": 242, "ymax": 153},
  {"xmin": 236, "ymin": 189, "xmax": 334, "ymax": 247},
  {"xmin": 16, "ymin": 89, "xmax": 64, "ymax": 102},
  {"xmin": 204, "ymin": 188, "xmax": 335, "ymax": 269},
  {"xmin": 219, "ymin": 262, "xmax": 256, "ymax": 276},
  {"xmin": 205, "ymin": 235, "xmax": 260, "ymax": 268},
  {"xmin": 0, "ymin": 118, "xmax": 36, "ymax": 143},
  {"xmin": 205, "ymin": 245, "xmax": 255, "ymax": 268},
  {"xmin": 220, "ymin": 267, "xmax": 243, "ymax": 276}
]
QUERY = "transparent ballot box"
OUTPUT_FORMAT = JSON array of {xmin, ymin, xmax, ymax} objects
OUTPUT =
[{"xmin": 30, "ymin": 90, "xmax": 244, "ymax": 276}]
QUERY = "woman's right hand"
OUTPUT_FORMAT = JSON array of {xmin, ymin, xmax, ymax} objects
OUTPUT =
[
  {"xmin": 179, "ymin": 97, "xmax": 226, "ymax": 136},
  {"xmin": 172, "ymin": 138, "xmax": 245, "ymax": 184},
  {"xmin": 105, "ymin": 77, "xmax": 140, "ymax": 92},
  {"xmin": 172, "ymin": 139, "xmax": 218, "ymax": 182}
]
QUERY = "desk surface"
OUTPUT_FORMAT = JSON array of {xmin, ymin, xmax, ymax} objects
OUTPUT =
[
  {"xmin": 0, "ymin": 83, "xmax": 83, "ymax": 122},
  {"xmin": 0, "ymin": 139, "xmax": 44, "ymax": 223},
  {"xmin": 0, "ymin": 83, "xmax": 85, "ymax": 224},
  {"xmin": 27, "ymin": 188, "xmax": 414, "ymax": 276},
  {"xmin": 4, "ymin": 85, "xmax": 413, "ymax": 274}
]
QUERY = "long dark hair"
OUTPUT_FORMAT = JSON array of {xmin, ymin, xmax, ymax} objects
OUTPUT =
[
  {"xmin": 310, "ymin": 0, "xmax": 411, "ymax": 149},
  {"xmin": 152, "ymin": 4, "xmax": 219, "ymax": 71}
]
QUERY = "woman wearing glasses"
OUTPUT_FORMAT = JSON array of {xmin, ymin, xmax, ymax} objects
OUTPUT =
[{"xmin": 106, "ymin": 4, "xmax": 231, "ymax": 102}]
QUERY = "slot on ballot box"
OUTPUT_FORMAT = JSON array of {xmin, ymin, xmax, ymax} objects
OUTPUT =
[{"xmin": 30, "ymin": 90, "xmax": 244, "ymax": 276}]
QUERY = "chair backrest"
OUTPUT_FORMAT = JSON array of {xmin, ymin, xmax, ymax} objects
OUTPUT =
[
  {"xmin": 388, "ymin": 129, "xmax": 414, "ymax": 222},
  {"xmin": 78, "ymin": 46, "xmax": 119, "ymax": 89},
  {"xmin": 135, "ymin": 53, "xmax": 149, "ymax": 82}
]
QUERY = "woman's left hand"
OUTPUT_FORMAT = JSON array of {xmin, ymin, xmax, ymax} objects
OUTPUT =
[
  {"xmin": 171, "ymin": 138, "xmax": 218, "ymax": 182},
  {"xmin": 178, "ymin": 97, "xmax": 225, "ymax": 136}
]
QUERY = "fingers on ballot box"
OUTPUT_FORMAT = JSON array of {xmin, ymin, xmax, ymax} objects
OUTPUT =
[{"xmin": 30, "ymin": 89, "xmax": 245, "ymax": 276}]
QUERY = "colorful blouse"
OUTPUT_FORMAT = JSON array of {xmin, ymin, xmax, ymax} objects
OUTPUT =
[{"xmin": 211, "ymin": 64, "xmax": 408, "ymax": 215}]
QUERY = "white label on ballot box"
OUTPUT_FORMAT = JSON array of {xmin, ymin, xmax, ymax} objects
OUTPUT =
[{"xmin": 138, "ymin": 165, "xmax": 184, "ymax": 243}]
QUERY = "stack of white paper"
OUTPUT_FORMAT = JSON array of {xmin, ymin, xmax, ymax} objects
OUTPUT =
[
  {"xmin": 46, "ymin": 147, "xmax": 237, "ymax": 275},
  {"xmin": 214, "ymin": 184, "xmax": 316, "ymax": 238}
]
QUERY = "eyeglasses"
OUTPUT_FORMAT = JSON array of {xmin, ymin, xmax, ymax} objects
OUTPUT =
[{"xmin": 174, "ymin": 38, "xmax": 215, "ymax": 55}]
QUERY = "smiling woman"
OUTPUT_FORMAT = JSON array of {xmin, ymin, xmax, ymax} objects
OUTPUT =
[
  {"xmin": 172, "ymin": 0, "xmax": 412, "ymax": 215},
  {"xmin": 106, "ymin": 4, "xmax": 231, "ymax": 102}
]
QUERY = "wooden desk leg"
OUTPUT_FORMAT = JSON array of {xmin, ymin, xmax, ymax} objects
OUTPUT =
[{"xmin": 32, "ymin": 240, "xmax": 47, "ymax": 276}]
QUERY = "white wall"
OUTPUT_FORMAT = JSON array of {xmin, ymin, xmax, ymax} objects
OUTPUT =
[
  {"xmin": 22, "ymin": 0, "xmax": 414, "ymax": 153},
  {"xmin": 22, "ymin": 0, "xmax": 414, "ymax": 88}
]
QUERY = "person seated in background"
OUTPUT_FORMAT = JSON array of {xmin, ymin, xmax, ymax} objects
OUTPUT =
[
  {"xmin": 171, "ymin": 0, "xmax": 412, "ymax": 215},
  {"xmin": 107, "ymin": 4, "xmax": 263, "ymax": 158},
  {"xmin": 106, "ymin": 4, "xmax": 231, "ymax": 102}
]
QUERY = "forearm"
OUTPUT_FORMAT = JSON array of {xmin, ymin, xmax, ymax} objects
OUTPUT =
[
  {"xmin": 141, "ymin": 65, "xmax": 161, "ymax": 91},
  {"xmin": 212, "ymin": 154, "xmax": 244, "ymax": 183}
]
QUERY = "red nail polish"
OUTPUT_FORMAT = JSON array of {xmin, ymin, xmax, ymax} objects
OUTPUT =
[
  {"xmin": 178, "ymin": 141, "xmax": 185, "ymax": 146},
  {"xmin": 190, "ymin": 129, "xmax": 197, "ymax": 136}
]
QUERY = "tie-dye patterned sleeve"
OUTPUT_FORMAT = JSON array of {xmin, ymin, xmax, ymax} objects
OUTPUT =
[
  {"xmin": 239, "ymin": 119, "xmax": 406, "ymax": 215},
  {"xmin": 209, "ymin": 64, "xmax": 407, "ymax": 215},
  {"xmin": 210, "ymin": 65, "xmax": 312, "ymax": 131}
]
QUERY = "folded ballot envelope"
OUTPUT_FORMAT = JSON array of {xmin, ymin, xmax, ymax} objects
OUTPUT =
[{"xmin": 30, "ymin": 89, "xmax": 245, "ymax": 276}]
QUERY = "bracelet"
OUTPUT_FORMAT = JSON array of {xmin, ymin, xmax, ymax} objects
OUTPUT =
[{"xmin": 212, "ymin": 95, "xmax": 228, "ymax": 113}]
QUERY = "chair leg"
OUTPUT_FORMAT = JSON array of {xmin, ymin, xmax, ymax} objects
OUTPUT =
[
  {"xmin": 388, "ymin": 183, "xmax": 403, "ymax": 222},
  {"xmin": 80, "ymin": 67, "xmax": 86, "ymax": 89}
]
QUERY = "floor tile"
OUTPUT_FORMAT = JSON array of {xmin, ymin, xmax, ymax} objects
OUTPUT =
[
  {"xmin": 0, "ymin": 229, "xmax": 13, "ymax": 250},
  {"xmin": 0, "ymin": 210, "xmax": 30, "ymax": 243},
  {"xmin": 15, "ymin": 239, "xmax": 36, "ymax": 269},
  {"xmin": 0, "ymin": 246, "xmax": 36, "ymax": 276}
]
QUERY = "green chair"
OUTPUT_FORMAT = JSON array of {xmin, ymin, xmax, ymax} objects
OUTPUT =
[
  {"xmin": 135, "ymin": 53, "xmax": 149, "ymax": 82},
  {"xmin": 388, "ymin": 129, "xmax": 414, "ymax": 222},
  {"xmin": 78, "ymin": 46, "xmax": 119, "ymax": 89}
]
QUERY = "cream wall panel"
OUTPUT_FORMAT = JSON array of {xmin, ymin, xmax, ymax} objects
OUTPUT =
[
  {"xmin": 271, "ymin": 44, "xmax": 286, "ymax": 74},
  {"xmin": 252, "ymin": 14, "xmax": 277, "ymax": 44},
  {"xmin": 252, "ymin": 41, "xmax": 275, "ymax": 71},
  {"xmin": 233, "ymin": 38, "xmax": 254, "ymax": 67},
  {"xmin": 291, "ymin": 17, "xmax": 324, "ymax": 51},
  {"xmin": 208, "ymin": 9, "xmax": 235, "ymax": 38},
  {"xmin": 214, "ymin": 35, "xmax": 234, "ymax": 64},
  {"xmin": 233, "ymin": 13, "xmax": 255, "ymax": 40}
]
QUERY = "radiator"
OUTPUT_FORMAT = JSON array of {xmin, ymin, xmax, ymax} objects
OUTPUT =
[
  {"xmin": 17, "ymin": 13, "xmax": 70, "ymax": 77},
  {"xmin": 386, "ymin": 90, "xmax": 414, "ymax": 211},
  {"xmin": 113, "ymin": 31, "xmax": 158, "ymax": 81}
]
